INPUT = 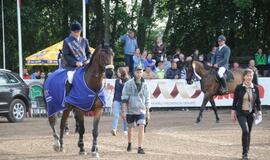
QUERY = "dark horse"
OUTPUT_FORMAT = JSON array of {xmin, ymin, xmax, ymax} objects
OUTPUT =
[
  {"xmin": 47, "ymin": 44, "xmax": 114, "ymax": 157},
  {"xmin": 185, "ymin": 60, "xmax": 243, "ymax": 123}
]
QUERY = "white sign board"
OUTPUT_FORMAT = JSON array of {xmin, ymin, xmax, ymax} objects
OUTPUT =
[
  {"xmin": 24, "ymin": 78, "xmax": 270, "ymax": 108},
  {"xmin": 103, "ymin": 78, "xmax": 270, "ymax": 108}
]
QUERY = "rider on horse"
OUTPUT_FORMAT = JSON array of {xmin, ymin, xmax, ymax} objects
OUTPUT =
[
  {"xmin": 61, "ymin": 21, "xmax": 91, "ymax": 132},
  {"xmin": 62, "ymin": 21, "xmax": 91, "ymax": 85},
  {"xmin": 211, "ymin": 35, "xmax": 231, "ymax": 94}
]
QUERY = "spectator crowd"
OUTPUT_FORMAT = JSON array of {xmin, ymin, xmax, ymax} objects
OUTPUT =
[
  {"xmin": 22, "ymin": 31, "xmax": 270, "ymax": 81},
  {"xmin": 117, "ymin": 31, "xmax": 270, "ymax": 81},
  {"xmin": 23, "ymin": 68, "xmax": 50, "ymax": 80}
]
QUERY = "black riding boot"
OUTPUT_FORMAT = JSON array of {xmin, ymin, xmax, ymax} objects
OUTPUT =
[
  {"xmin": 66, "ymin": 82, "xmax": 72, "ymax": 96},
  {"xmin": 220, "ymin": 77, "xmax": 228, "ymax": 94}
]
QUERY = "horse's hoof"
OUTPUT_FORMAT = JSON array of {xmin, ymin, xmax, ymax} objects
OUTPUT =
[
  {"xmin": 79, "ymin": 150, "xmax": 87, "ymax": 155},
  {"xmin": 65, "ymin": 132, "xmax": 69, "ymax": 135},
  {"xmin": 60, "ymin": 147, "xmax": 65, "ymax": 153},
  {"xmin": 92, "ymin": 152, "xmax": 99, "ymax": 158},
  {"xmin": 53, "ymin": 145, "xmax": 60, "ymax": 152},
  {"xmin": 216, "ymin": 119, "xmax": 220, "ymax": 123},
  {"xmin": 53, "ymin": 140, "xmax": 61, "ymax": 152},
  {"xmin": 64, "ymin": 128, "xmax": 70, "ymax": 135},
  {"xmin": 196, "ymin": 119, "xmax": 201, "ymax": 124}
]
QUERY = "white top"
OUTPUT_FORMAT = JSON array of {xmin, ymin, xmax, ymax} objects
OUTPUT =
[{"xmin": 218, "ymin": 44, "xmax": 226, "ymax": 51}]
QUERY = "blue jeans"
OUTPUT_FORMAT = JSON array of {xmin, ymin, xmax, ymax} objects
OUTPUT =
[{"xmin": 112, "ymin": 101, "xmax": 128, "ymax": 131}]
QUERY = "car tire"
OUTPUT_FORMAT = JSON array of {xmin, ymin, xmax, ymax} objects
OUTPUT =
[{"xmin": 7, "ymin": 99, "xmax": 26, "ymax": 122}]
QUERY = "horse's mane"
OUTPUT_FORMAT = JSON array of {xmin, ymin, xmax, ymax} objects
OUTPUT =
[
  {"xmin": 193, "ymin": 61, "xmax": 218, "ymax": 76},
  {"xmin": 194, "ymin": 61, "xmax": 215, "ymax": 73},
  {"xmin": 85, "ymin": 46, "xmax": 99, "ymax": 72},
  {"xmin": 193, "ymin": 61, "xmax": 209, "ymax": 70}
]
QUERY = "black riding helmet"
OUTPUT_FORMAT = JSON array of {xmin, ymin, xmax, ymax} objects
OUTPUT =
[{"xmin": 70, "ymin": 21, "xmax": 82, "ymax": 31}]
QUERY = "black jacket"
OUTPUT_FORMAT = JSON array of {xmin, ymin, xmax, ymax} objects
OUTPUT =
[
  {"xmin": 113, "ymin": 79, "xmax": 127, "ymax": 102},
  {"xmin": 165, "ymin": 68, "xmax": 181, "ymax": 79},
  {"xmin": 62, "ymin": 35, "xmax": 91, "ymax": 70},
  {"xmin": 232, "ymin": 83, "xmax": 261, "ymax": 113}
]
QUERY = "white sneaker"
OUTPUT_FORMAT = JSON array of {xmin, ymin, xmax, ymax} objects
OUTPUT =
[
  {"xmin": 111, "ymin": 129, "xmax": 117, "ymax": 136},
  {"xmin": 123, "ymin": 131, "xmax": 128, "ymax": 136}
]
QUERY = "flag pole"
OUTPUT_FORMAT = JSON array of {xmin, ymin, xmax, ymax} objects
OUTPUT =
[
  {"xmin": 1, "ymin": 0, "xmax": 6, "ymax": 69},
  {"xmin": 82, "ymin": 0, "xmax": 86, "ymax": 38},
  {"xmin": 17, "ymin": 0, "xmax": 23, "ymax": 77}
]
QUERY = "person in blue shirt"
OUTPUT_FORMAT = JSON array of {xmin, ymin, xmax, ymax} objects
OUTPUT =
[
  {"xmin": 133, "ymin": 48, "xmax": 145, "ymax": 71},
  {"xmin": 120, "ymin": 31, "xmax": 138, "ymax": 75},
  {"xmin": 211, "ymin": 35, "xmax": 231, "ymax": 93},
  {"xmin": 31, "ymin": 70, "xmax": 40, "ymax": 79},
  {"xmin": 144, "ymin": 54, "xmax": 156, "ymax": 71}
]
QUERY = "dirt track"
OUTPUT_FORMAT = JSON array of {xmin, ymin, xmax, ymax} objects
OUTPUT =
[{"xmin": 0, "ymin": 110, "xmax": 270, "ymax": 160}]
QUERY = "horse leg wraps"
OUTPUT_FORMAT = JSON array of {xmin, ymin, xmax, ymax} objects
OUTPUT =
[{"xmin": 78, "ymin": 139, "xmax": 84, "ymax": 148}]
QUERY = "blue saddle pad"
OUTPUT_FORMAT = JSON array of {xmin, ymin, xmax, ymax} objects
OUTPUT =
[
  {"xmin": 44, "ymin": 68, "xmax": 106, "ymax": 117},
  {"xmin": 65, "ymin": 68, "xmax": 106, "ymax": 111},
  {"xmin": 44, "ymin": 69, "xmax": 67, "ymax": 117},
  {"xmin": 44, "ymin": 68, "xmax": 105, "ymax": 117}
]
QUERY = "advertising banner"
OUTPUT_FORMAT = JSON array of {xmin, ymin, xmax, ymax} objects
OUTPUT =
[
  {"xmin": 103, "ymin": 78, "xmax": 270, "ymax": 108},
  {"xmin": 25, "ymin": 78, "xmax": 270, "ymax": 108}
]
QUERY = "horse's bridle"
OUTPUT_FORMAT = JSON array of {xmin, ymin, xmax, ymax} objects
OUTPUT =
[{"xmin": 100, "ymin": 45, "xmax": 115, "ymax": 71}]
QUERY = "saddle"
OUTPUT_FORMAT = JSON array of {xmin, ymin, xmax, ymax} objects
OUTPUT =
[{"xmin": 214, "ymin": 69, "xmax": 234, "ymax": 82}]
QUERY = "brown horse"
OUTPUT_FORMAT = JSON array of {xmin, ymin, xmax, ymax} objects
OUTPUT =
[
  {"xmin": 185, "ymin": 60, "xmax": 243, "ymax": 123},
  {"xmin": 48, "ymin": 44, "xmax": 114, "ymax": 157}
]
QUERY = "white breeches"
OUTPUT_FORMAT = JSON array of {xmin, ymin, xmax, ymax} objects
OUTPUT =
[
  {"xmin": 218, "ymin": 67, "xmax": 226, "ymax": 78},
  {"xmin": 67, "ymin": 71, "xmax": 75, "ymax": 84}
]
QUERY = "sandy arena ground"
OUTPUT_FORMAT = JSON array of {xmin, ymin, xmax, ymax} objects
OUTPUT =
[{"xmin": 0, "ymin": 109, "xmax": 269, "ymax": 160}]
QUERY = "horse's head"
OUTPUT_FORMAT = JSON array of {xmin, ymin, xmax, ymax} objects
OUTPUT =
[
  {"xmin": 185, "ymin": 59, "xmax": 194, "ymax": 85},
  {"xmin": 92, "ymin": 42, "xmax": 115, "ymax": 74}
]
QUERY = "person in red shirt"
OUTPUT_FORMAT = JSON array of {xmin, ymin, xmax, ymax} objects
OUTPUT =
[{"xmin": 23, "ymin": 69, "xmax": 30, "ymax": 79}]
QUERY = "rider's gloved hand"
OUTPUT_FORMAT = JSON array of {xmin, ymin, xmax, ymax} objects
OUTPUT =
[
  {"xmin": 213, "ymin": 64, "xmax": 219, "ymax": 68},
  {"xmin": 84, "ymin": 60, "xmax": 90, "ymax": 65},
  {"xmin": 76, "ymin": 61, "xmax": 83, "ymax": 67}
]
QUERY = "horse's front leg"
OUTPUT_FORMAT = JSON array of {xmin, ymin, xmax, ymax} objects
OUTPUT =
[
  {"xmin": 48, "ymin": 115, "xmax": 60, "ymax": 151},
  {"xmin": 196, "ymin": 96, "xmax": 208, "ymax": 123},
  {"xmin": 76, "ymin": 109, "xmax": 86, "ymax": 155},
  {"xmin": 209, "ymin": 97, "xmax": 220, "ymax": 123},
  {"xmin": 59, "ymin": 106, "xmax": 72, "ymax": 152},
  {"xmin": 91, "ymin": 104, "xmax": 103, "ymax": 158},
  {"xmin": 73, "ymin": 109, "xmax": 79, "ymax": 133}
]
